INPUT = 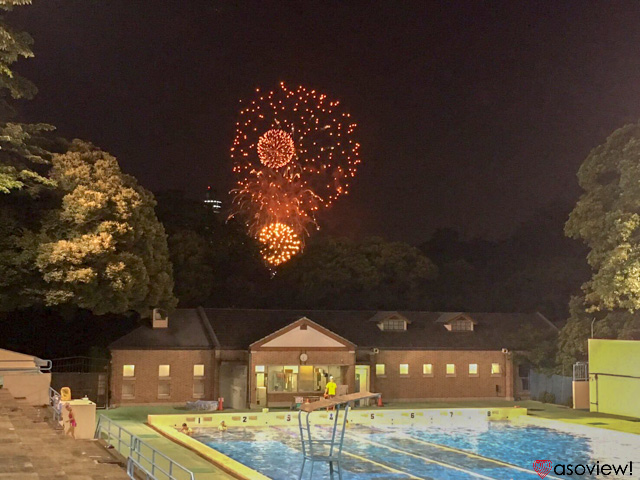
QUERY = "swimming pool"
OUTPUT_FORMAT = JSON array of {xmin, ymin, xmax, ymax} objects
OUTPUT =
[{"xmin": 192, "ymin": 420, "xmax": 639, "ymax": 480}]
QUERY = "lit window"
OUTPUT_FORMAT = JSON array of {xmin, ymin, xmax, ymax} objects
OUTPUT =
[
  {"xmin": 267, "ymin": 366, "xmax": 298, "ymax": 393},
  {"xmin": 423, "ymin": 364, "xmax": 433, "ymax": 376},
  {"xmin": 382, "ymin": 319, "xmax": 406, "ymax": 331},
  {"xmin": 255, "ymin": 365, "xmax": 265, "ymax": 373},
  {"xmin": 193, "ymin": 364, "xmax": 204, "ymax": 377},
  {"xmin": 122, "ymin": 365, "xmax": 135, "ymax": 377},
  {"xmin": 491, "ymin": 363, "xmax": 501, "ymax": 375},
  {"xmin": 451, "ymin": 319, "xmax": 473, "ymax": 331},
  {"xmin": 193, "ymin": 379, "xmax": 205, "ymax": 398},
  {"xmin": 469, "ymin": 364, "xmax": 478, "ymax": 375},
  {"xmin": 446, "ymin": 364, "xmax": 456, "ymax": 376},
  {"xmin": 376, "ymin": 364, "xmax": 386, "ymax": 376},
  {"xmin": 158, "ymin": 382, "xmax": 170, "ymax": 398},
  {"xmin": 399, "ymin": 364, "xmax": 409, "ymax": 375},
  {"xmin": 122, "ymin": 382, "xmax": 135, "ymax": 398},
  {"xmin": 158, "ymin": 365, "xmax": 170, "ymax": 377}
]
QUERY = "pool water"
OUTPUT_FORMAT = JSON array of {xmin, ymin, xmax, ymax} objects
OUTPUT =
[{"xmin": 193, "ymin": 421, "xmax": 639, "ymax": 480}]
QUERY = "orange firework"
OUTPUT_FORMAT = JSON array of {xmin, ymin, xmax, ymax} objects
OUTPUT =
[
  {"xmin": 231, "ymin": 82, "xmax": 361, "ymax": 209},
  {"xmin": 231, "ymin": 168, "xmax": 321, "ymax": 237},
  {"xmin": 257, "ymin": 129, "xmax": 296, "ymax": 168},
  {"xmin": 258, "ymin": 223, "xmax": 302, "ymax": 266},
  {"xmin": 230, "ymin": 82, "xmax": 361, "ymax": 265}
]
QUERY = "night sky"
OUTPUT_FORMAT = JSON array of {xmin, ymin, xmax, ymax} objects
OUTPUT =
[{"xmin": 12, "ymin": 1, "xmax": 640, "ymax": 243}]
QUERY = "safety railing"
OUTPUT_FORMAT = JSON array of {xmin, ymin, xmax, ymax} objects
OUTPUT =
[
  {"xmin": 127, "ymin": 456, "xmax": 156, "ymax": 480},
  {"xmin": 48, "ymin": 387, "xmax": 63, "ymax": 426},
  {"xmin": 95, "ymin": 415, "xmax": 195, "ymax": 480},
  {"xmin": 0, "ymin": 357, "xmax": 51, "ymax": 373}
]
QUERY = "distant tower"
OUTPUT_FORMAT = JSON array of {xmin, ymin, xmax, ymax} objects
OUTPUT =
[{"xmin": 204, "ymin": 186, "xmax": 222, "ymax": 214}]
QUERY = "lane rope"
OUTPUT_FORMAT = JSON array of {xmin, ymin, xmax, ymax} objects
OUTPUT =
[
  {"xmin": 342, "ymin": 451, "xmax": 425, "ymax": 480},
  {"xmin": 345, "ymin": 433, "xmax": 500, "ymax": 480},
  {"xmin": 396, "ymin": 433, "xmax": 563, "ymax": 480}
]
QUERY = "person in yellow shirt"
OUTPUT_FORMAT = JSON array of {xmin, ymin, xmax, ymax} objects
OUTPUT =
[
  {"xmin": 324, "ymin": 376, "xmax": 337, "ymax": 398},
  {"xmin": 324, "ymin": 375, "xmax": 337, "ymax": 406}
]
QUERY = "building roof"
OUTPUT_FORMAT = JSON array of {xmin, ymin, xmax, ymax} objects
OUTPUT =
[
  {"xmin": 110, "ymin": 308, "xmax": 557, "ymax": 351},
  {"xmin": 109, "ymin": 308, "xmax": 216, "ymax": 350}
]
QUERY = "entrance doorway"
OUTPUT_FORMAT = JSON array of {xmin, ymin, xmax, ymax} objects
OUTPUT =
[{"xmin": 355, "ymin": 365, "xmax": 370, "ymax": 406}]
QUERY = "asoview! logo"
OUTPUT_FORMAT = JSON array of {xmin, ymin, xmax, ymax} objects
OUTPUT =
[{"xmin": 533, "ymin": 460, "xmax": 633, "ymax": 478}]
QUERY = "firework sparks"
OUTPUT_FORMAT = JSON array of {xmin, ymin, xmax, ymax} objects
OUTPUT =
[
  {"xmin": 258, "ymin": 222, "xmax": 302, "ymax": 266},
  {"xmin": 257, "ymin": 129, "xmax": 296, "ymax": 169},
  {"xmin": 231, "ymin": 82, "xmax": 361, "ymax": 210},
  {"xmin": 230, "ymin": 82, "xmax": 361, "ymax": 265}
]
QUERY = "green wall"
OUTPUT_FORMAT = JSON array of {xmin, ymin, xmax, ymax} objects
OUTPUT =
[{"xmin": 589, "ymin": 339, "xmax": 640, "ymax": 418}]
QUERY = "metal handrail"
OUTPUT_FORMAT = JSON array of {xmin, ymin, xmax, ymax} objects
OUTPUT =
[
  {"xmin": 127, "ymin": 456, "xmax": 155, "ymax": 480},
  {"xmin": 95, "ymin": 415, "xmax": 195, "ymax": 480},
  {"xmin": 35, "ymin": 358, "xmax": 52, "ymax": 371},
  {"xmin": 48, "ymin": 387, "xmax": 62, "ymax": 426}
]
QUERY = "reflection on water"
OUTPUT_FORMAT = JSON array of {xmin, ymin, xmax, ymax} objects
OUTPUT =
[{"xmin": 193, "ymin": 422, "xmax": 640, "ymax": 480}]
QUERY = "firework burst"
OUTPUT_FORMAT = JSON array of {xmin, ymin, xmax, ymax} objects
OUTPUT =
[
  {"xmin": 257, "ymin": 129, "xmax": 296, "ymax": 169},
  {"xmin": 231, "ymin": 82, "xmax": 361, "ymax": 209},
  {"xmin": 230, "ymin": 82, "xmax": 361, "ymax": 265},
  {"xmin": 258, "ymin": 222, "xmax": 302, "ymax": 266}
]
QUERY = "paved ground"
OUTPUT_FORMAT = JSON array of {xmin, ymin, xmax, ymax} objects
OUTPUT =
[
  {"xmin": 97, "ymin": 412, "xmax": 233, "ymax": 480},
  {"xmin": 381, "ymin": 400, "xmax": 640, "ymax": 435},
  {"xmin": 0, "ymin": 388, "xmax": 128, "ymax": 480}
]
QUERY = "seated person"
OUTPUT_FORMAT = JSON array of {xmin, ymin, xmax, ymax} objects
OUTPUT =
[{"xmin": 179, "ymin": 423, "xmax": 193, "ymax": 435}]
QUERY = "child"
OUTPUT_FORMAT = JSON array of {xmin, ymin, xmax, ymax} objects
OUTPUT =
[
  {"xmin": 218, "ymin": 420, "xmax": 228, "ymax": 432},
  {"xmin": 64, "ymin": 404, "xmax": 76, "ymax": 439},
  {"xmin": 180, "ymin": 423, "xmax": 193, "ymax": 436}
]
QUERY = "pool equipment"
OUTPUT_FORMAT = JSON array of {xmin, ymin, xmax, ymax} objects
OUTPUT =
[{"xmin": 297, "ymin": 391, "xmax": 380, "ymax": 479}]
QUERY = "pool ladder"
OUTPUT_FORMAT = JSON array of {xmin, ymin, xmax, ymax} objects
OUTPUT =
[{"xmin": 297, "ymin": 403, "xmax": 350, "ymax": 479}]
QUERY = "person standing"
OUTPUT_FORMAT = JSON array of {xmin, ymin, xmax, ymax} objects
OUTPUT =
[
  {"xmin": 324, "ymin": 376, "xmax": 337, "ymax": 410},
  {"xmin": 64, "ymin": 404, "xmax": 76, "ymax": 439}
]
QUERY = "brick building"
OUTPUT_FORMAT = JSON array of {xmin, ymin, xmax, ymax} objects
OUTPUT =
[{"xmin": 109, "ymin": 309, "xmax": 557, "ymax": 408}]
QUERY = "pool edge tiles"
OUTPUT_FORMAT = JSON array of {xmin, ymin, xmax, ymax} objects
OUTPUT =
[
  {"xmin": 147, "ymin": 406, "xmax": 527, "ymax": 430},
  {"xmin": 148, "ymin": 423, "xmax": 270, "ymax": 480}
]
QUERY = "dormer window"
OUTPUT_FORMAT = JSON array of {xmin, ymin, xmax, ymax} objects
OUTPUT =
[
  {"xmin": 382, "ymin": 318, "xmax": 406, "ymax": 331},
  {"xmin": 451, "ymin": 318, "xmax": 473, "ymax": 331},
  {"xmin": 437, "ymin": 313, "xmax": 477, "ymax": 332},
  {"xmin": 371, "ymin": 312, "xmax": 410, "ymax": 331}
]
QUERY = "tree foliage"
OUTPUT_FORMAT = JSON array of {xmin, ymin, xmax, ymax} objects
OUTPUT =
[
  {"xmin": 0, "ymin": 0, "xmax": 56, "ymax": 194},
  {"xmin": 31, "ymin": 140, "xmax": 177, "ymax": 315},
  {"xmin": 154, "ymin": 190, "xmax": 270, "ymax": 308},
  {"xmin": 566, "ymin": 122, "xmax": 640, "ymax": 313},
  {"xmin": 421, "ymin": 203, "xmax": 589, "ymax": 320},
  {"xmin": 557, "ymin": 122, "xmax": 640, "ymax": 369},
  {"xmin": 272, "ymin": 236, "xmax": 438, "ymax": 309}
]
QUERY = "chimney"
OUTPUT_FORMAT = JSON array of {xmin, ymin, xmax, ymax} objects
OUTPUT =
[{"xmin": 152, "ymin": 308, "xmax": 168, "ymax": 329}]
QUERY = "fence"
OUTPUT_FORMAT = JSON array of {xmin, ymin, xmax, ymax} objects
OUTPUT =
[
  {"xmin": 51, "ymin": 357, "xmax": 109, "ymax": 408},
  {"xmin": 95, "ymin": 415, "xmax": 195, "ymax": 480},
  {"xmin": 529, "ymin": 370, "xmax": 572, "ymax": 405}
]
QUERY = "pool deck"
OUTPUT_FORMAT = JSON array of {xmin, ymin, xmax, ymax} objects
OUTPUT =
[
  {"xmin": 99, "ymin": 407, "xmax": 234, "ymax": 479},
  {"xmin": 100, "ymin": 399, "xmax": 640, "ymax": 479}
]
